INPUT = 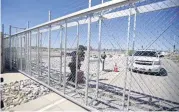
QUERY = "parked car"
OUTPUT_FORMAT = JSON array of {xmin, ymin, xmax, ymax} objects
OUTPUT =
[{"xmin": 130, "ymin": 50, "xmax": 161, "ymax": 73}]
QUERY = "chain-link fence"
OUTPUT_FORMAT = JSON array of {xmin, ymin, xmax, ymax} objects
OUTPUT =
[{"xmin": 2, "ymin": 0, "xmax": 179, "ymax": 111}]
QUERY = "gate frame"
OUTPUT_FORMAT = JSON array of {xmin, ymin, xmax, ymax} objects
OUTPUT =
[{"xmin": 3, "ymin": 0, "xmax": 179, "ymax": 111}]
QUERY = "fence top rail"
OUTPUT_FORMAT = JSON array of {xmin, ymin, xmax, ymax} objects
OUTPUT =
[{"xmin": 9, "ymin": 0, "xmax": 139, "ymax": 37}]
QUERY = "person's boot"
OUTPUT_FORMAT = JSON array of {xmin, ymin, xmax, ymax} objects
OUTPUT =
[
  {"xmin": 0, "ymin": 78, "xmax": 4, "ymax": 83},
  {"xmin": 1, "ymin": 100, "xmax": 4, "ymax": 109}
]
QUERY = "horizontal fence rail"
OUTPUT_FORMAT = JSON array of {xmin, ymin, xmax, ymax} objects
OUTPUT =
[{"xmin": 5, "ymin": 0, "xmax": 179, "ymax": 37}]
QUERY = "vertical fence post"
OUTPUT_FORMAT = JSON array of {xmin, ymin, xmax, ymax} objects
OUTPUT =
[
  {"xmin": 85, "ymin": 0, "xmax": 92, "ymax": 105},
  {"xmin": 24, "ymin": 35, "xmax": 26, "ymax": 71},
  {"xmin": 26, "ymin": 33, "xmax": 29, "ymax": 73},
  {"xmin": 89, "ymin": 0, "xmax": 92, "ymax": 7},
  {"xmin": 11, "ymin": 36, "xmax": 13, "ymax": 69},
  {"xmin": 9, "ymin": 25, "xmax": 12, "ymax": 70},
  {"xmin": 48, "ymin": 10, "xmax": 51, "ymax": 85},
  {"xmin": 16, "ymin": 35, "xmax": 18, "ymax": 69},
  {"xmin": 14, "ymin": 36, "xmax": 15, "ymax": 69},
  {"xmin": 40, "ymin": 32, "xmax": 42, "ymax": 76},
  {"xmin": 37, "ymin": 29, "xmax": 40, "ymax": 76},
  {"xmin": 85, "ymin": 14, "xmax": 91, "ymax": 105},
  {"xmin": 20, "ymin": 35, "xmax": 22, "ymax": 71},
  {"xmin": 48, "ymin": 27, "xmax": 51, "ymax": 85},
  {"xmin": 127, "ymin": 4, "xmax": 137, "ymax": 110},
  {"xmin": 60, "ymin": 26, "xmax": 63, "ymax": 85},
  {"xmin": 27, "ymin": 21, "xmax": 30, "ymax": 74},
  {"xmin": 18, "ymin": 35, "xmax": 20, "ymax": 70},
  {"xmin": 1, "ymin": 24, "xmax": 4, "ymax": 73},
  {"xmin": 11, "ymin": 35, "xmax": 13, "ymax": 69},
  {"xmin": 15, "ymin": 35, "xmax": 17, "ymax": 69},
  {"xmin": 132, "ymin": 9, "xmax": 137, "ymax": 52},
  {"xmin": 96, "ymin": 16, "xmax": 102, "ymax": 98},
  {"xmin": 16, "ymin": 35, "xmax": 18, "ymax": 70},
  {"xmin": 36, "ymin": 32, "xmax": 38, "ymax": 74},
  {"xmin": 13, "ymin": 36, "xmax": 15, "ymax": 69},
  {"xmin": 14, "ymin": 36, "xmax": 15, "ymax": 68},
  {"xmin": 18, "ymin": 35, "xmax": 19, "ymax": 69},
  {"xmin": 25, "ymin": 33, "xmax": 27, "ymax": 72},
  {"xmin": 13, "ymin": 35, "xmax": 14, "ymax": 69},
  {"xmin": 49, "ymin": 10, "xmax": 51, "ymax": 21},
  {"xmin": 25, "ymin": 32, "xmax": 27, "ymax": 72},
  {"xmin": 75, "ymin": 21, "xmax": 79, "ymax": 90},
  {"xmin": 2, "ymin": 24, "xmax": 4, "ymax": 73},
  {"xmin": 122, "ymin": 4, "xmax": 131, "ymax": 110},
  {"xmin": 29, "ymin": 31, "xmax": 31, "ymax": 75},
  {"xmin": 17, "ymin": 35, "xmax": 19, "ymax": 69},
  {"xmin": 63, "ymin": 21, "xmax": 67, "ymax": 94}
]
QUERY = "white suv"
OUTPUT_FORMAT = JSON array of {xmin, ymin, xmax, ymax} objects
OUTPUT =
[{"xmin": 130, "ymin": 50, "xmax": 161, "ymax": 73}]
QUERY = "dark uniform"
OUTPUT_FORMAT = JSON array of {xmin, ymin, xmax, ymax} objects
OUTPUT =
[
  {"xmin": 101, "ymin": 52, "xmax": 107, "ymax": 71},
  {"xmin": 68, "ymin": 49, "xmax": 85, "ymax": 83}
]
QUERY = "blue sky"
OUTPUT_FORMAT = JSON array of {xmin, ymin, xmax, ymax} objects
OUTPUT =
[
  {"xmin": 2, "ymin": 0, "xmax": 179, "ymax": 51},
  {"xmin": 2, "ymin": 0, "xmax": 106, "ymax": 33}
]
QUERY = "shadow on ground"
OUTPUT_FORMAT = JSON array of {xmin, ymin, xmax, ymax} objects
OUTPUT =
[{"xmin": 132, "ymin": 68, "xmax": 168, "ymax": 76}]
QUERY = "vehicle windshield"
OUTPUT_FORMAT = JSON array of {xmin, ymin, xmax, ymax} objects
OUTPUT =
[{"xmin": 134, "ymin": 51, "xmax": 158, "ymax": 57}]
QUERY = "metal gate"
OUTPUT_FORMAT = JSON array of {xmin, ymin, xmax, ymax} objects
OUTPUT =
[{"xmin": 2, "ymin": 0, "xmax": 179, "ymax": 111}]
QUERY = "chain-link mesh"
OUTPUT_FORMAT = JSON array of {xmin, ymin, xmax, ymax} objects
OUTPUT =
[{"xmin": 2, "ymin": 0, "xmax": 179, "ymax": 111}]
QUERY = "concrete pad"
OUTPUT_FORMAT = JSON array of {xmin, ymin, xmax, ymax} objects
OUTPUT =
[
  {"xmin": 10, "ymin": 94, "xmax": 51, "ymax": 111},
  {"xmin": 37, "ymin": 98, "xmax": 66, "ymax": 111},
  {"xmin": 57, "ymin": 100, "xmax": 87, "ymax": 111},
  {"xmin": 10, "ymin": 93, "xmax": 67, "ymax": 111},
  {"xmin": 36, "ymin": 95, "xmax": 87, "ymax": 111},
  {"xmin": 43, "ymin": 93, "xmax": 63, "ymax": 101},
  {"xmin": 1, "ymin": 72, "xmax": 29, "ymax": 84},
  {"xmin": 46, "ymin": 106, "xmax": 63, "ymax": 111}
]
